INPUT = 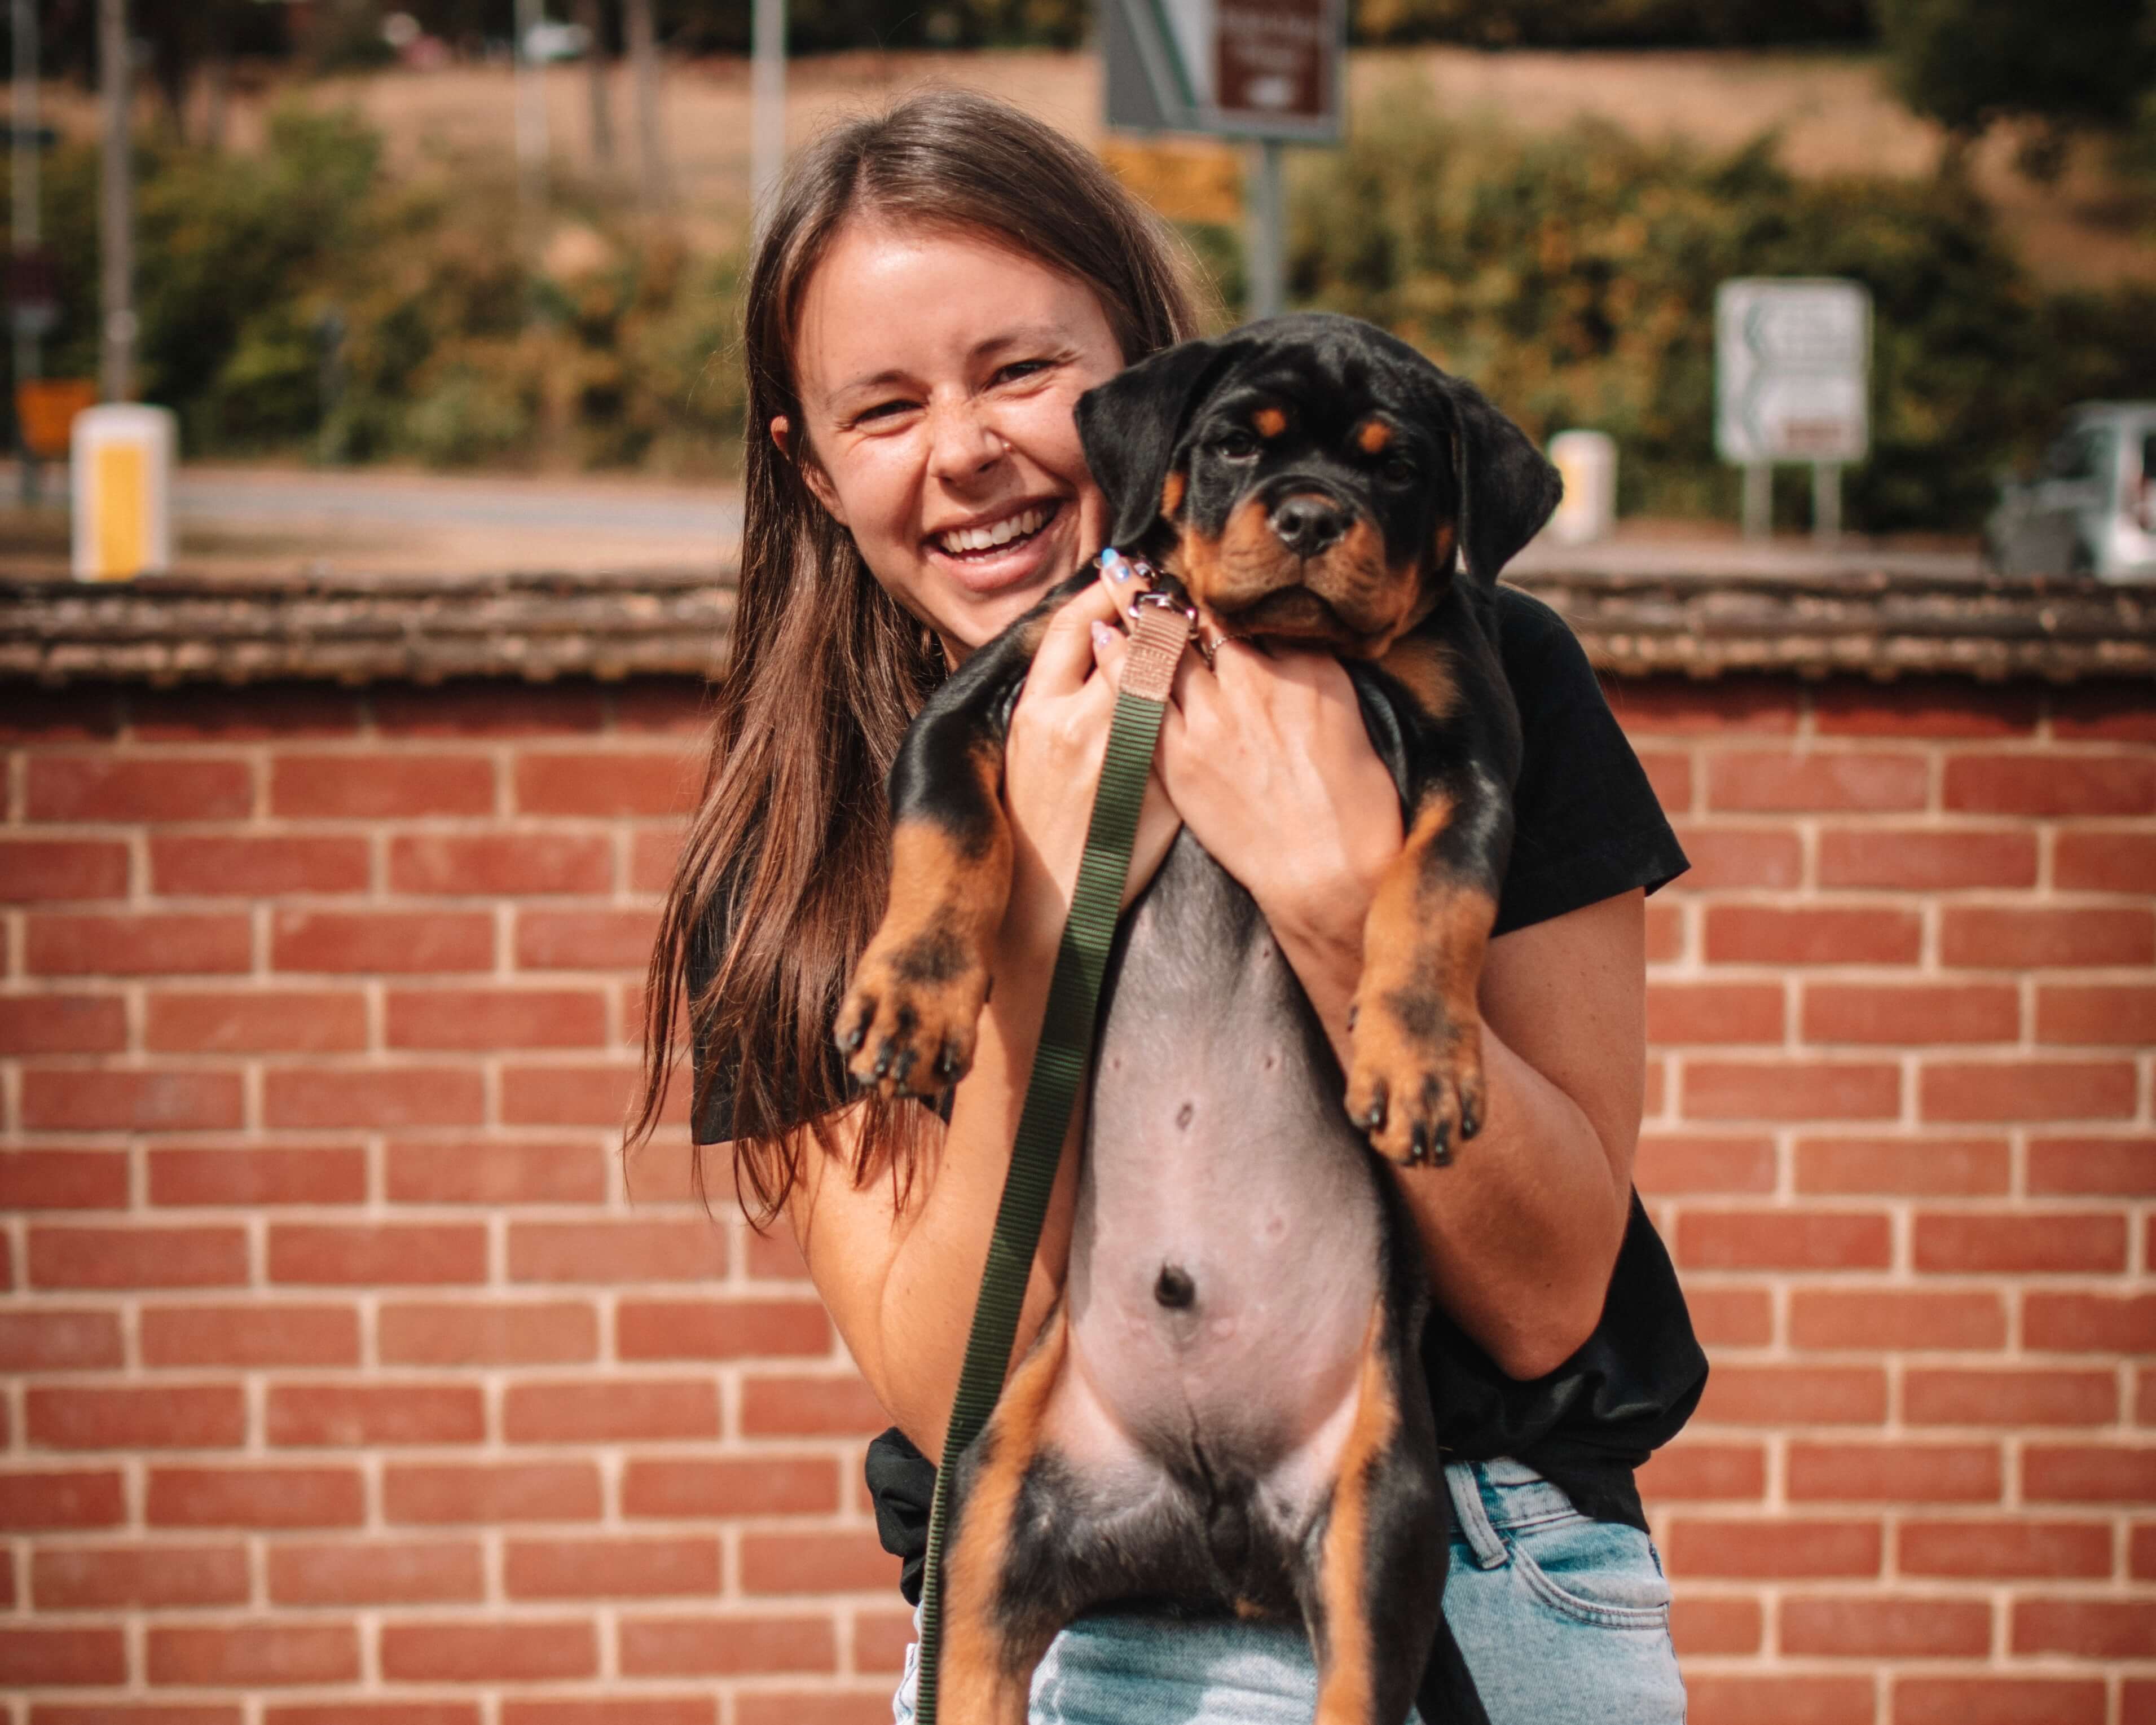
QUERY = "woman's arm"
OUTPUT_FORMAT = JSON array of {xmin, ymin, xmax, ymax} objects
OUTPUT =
[
  {"xmin": 784, "ymin": 939, "xmax": 1081, "ymax": 1462},
  {"xmin": 784, "ymin": 578, "xmax": 1181, "ymax": 1460}
]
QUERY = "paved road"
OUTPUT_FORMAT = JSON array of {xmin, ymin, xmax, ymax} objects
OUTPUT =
[
  {"xmin": 169, "ymin": 468, "xmax": 745, "ymax": 543},
  {"xmin": 7, "ymin": 460, "xmax": 1987, "ymax": 580}
]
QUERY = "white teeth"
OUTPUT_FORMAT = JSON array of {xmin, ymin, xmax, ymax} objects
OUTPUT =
[{"xmin": 938, "ymin": 505, "xmax": 1049, "ymax": 555}]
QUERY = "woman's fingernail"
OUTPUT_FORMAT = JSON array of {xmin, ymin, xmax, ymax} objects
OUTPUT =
[
  {"xmin": 1102, "ymin": 549, "xmax": 1131, "ymax": 582},
  {"xmin": 1091, "ymin": 621, "xmax": 1114, "ymax": 650}
]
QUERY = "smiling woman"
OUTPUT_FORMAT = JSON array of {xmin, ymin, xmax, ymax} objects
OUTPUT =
[
  {"xmin": 630, "ymin": 88, "xmax": 1200, "ymax": 1213},
  {"xmin": 632, "ymin": 87, "xmax": 1697, "ymax": 1725}
]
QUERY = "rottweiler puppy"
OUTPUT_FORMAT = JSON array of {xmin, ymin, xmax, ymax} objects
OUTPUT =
[
  {"xmin": 834, "ymin": 313, "xmax": 1560, "ymax": 1725},
  {"xmin": 839, "ymin": 310, "xmax": 1557, "ymax": 1167}
]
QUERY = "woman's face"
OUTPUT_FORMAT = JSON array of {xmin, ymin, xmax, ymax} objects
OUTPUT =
[{"xmin": 781, "ymin": 219, "xmax": 1127, "ymax": 655}]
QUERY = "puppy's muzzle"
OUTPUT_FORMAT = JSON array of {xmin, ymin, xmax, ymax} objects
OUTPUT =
[{"xmin": 1270, "ymin": 492, "xmax": 1352, "ymax": 560}]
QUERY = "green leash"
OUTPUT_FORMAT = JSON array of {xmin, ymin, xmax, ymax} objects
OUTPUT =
[{"xmin": 910, "ymin": 562, "xmax": 1194, "ymax": 1725}]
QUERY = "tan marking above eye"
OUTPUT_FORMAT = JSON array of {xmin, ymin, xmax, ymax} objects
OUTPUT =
[
  {"xmin": 1356, "ymin": 419, "xmax": 1393, "ymax": 455},
  {"xmin": 1161, "ymin": 469, "xmax": 1186, "ymax": 517},
  {"xmin": 1252, "ymin": 406, "xmax": 1287, "ymax": 438}
]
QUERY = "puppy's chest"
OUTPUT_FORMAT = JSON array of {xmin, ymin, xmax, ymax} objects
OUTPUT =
[{"xmin": 1063, "ymin": 830, "xmax": 1388, "ymax": 1459}]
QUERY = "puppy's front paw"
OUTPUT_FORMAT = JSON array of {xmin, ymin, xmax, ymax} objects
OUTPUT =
[
  {"xmin": 1344, "ymin": 985, "xmax": 1486, "ymax": 1168},
  {"xmin": 835, "ymin": 928, "xmax": 991, "ymax": 1099}
]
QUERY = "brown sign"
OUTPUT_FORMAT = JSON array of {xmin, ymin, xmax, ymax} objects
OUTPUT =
[
  {"xmin": 1214, "ymin": 0, "xmax": 1330, "ymax": 123},
  {"xmin": 17, "ymin": 379, "xmax": 98, "ymax": 460}
]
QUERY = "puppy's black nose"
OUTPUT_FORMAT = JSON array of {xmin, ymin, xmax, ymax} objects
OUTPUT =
[{"xmin": 1270, "ymin": 495, "xmax": 1350, "ymax": 558}]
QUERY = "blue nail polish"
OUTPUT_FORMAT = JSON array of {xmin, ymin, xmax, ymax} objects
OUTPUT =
[{"xmin": 1103, "ymin": 549, "xmax": 1131, "ymax": 582}]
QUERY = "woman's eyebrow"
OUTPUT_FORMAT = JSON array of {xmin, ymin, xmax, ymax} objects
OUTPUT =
[
  {"xmin": 970, "ymin": 325, "xmax": 1071, "ymax": 362},
  {"xmin": 828, "ymin": 366, "xmax": 919, "ymax": 404}
]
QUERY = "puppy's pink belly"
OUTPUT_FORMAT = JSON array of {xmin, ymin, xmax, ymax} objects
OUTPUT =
[
  {"xmin": 1069, "ymin": 831, "xmax": 1388, "ymax": 1472},
  {"xmin": 1064, "ymin": 1236, "xmax": 1376, "ymax": 1469}
]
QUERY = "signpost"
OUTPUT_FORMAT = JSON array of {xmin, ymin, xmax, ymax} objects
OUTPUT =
[
  {"xmin": 1103, "ymin": 0, "xmax": 1345, "ymax": 319},
  {"xmin": 98, "ymin": 0, "xmax": 134, "ymax": 405},
  {"xmin": 1715, "ymin": 277, "xmax": 1871, "ymax": 544},
  {"xmin": 12, "ymin": 0, "xmax": 45, "ymax": 501}
]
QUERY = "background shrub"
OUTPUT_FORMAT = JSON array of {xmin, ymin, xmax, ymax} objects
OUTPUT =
[
  {"xmin": 11, "ymin": 107, "xmax": 746, "ymax": 474},
  {"xmin": 1290, "ymin": 98, "xmax": 2156, "ymax": 530}
]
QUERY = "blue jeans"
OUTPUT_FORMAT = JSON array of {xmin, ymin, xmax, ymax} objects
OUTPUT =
[{"xmin": 892, "ymin": 1458, "xmax": 1686, "ymax": 1724}]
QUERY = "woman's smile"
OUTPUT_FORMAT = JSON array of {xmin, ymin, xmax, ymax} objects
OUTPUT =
[{"xmin": 925, "ymin": 498, "xmax": 1069, "ymax": 593}]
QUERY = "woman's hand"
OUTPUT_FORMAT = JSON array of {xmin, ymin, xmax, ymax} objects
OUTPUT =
[
  {"xmin": 1087, "ymin": 565, "xmax": 1403, "ymax": 1038},
  {"xmin": 996, "ymin": 578, "xmax": 1181, "ymax": 974}
]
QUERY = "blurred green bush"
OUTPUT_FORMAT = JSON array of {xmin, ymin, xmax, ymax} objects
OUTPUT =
[
  {"xmin": 15, "ymin": 99, "xmax": 2156, "ymax": 529},
  {"xmin": 1289, "ymin": 98, "xmax": 2156, "ymax": 529},
  {"xmin": 12, "ymin": 105, "xmax": 746, "ymax": 474}
]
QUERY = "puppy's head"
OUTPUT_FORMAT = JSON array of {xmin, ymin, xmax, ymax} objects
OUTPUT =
[{"xmin": 1075, "ymin": 313, "xmax": 1560, "ymax": 656}]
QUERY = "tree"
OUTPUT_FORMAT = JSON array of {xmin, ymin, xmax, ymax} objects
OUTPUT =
[{"xmin": 1878, "ymin": 0, "xmax": 2156, "ymax": 179}]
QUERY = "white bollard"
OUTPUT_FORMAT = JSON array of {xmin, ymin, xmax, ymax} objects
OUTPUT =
[
  {"xmin": 1547, "ymin": 429, "xmax": 1617, "ymax": 545},
  {"xmin": 72, "ymin": 402, "xmax": 175, "ymax": 580}
]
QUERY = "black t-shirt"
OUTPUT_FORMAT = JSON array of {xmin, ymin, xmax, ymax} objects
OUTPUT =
[{"xmin": 694, "ymin": 582, "xmax": 1706, "ymax": 1617}]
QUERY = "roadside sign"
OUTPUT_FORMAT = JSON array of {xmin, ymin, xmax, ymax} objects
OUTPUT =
[
  {"xmin": 1715, "ymin": 278, "xmax": 1871, "ymax": 466},
  {"xmin": 1105, "ymin": 0, "xmax": 1344, "ymax": 142},
  {"xmin": 72, "ymin": 403, "xmax": 176, "ymax": 581},
  {"xmin": 17, "ymin": 377, "xmax": 96, "ymax": 460}
]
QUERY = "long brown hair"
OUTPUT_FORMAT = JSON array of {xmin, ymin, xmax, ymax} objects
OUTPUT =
[{"xmin": 629, "ymin": 89, "xmax": 1204, "ymax": 1221}]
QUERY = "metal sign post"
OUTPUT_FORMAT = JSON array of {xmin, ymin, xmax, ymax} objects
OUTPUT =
[
  {"xmin": 1715, "ymin": 277, "xmax": 1871, "ymax": 545},
  {"xmin": 12, "ymin": 0, "xmax": 47, "ymax": 502},
  {"xmin": 1103, "ymin": 0, "xmax": 1344, "ymax": 323},
  {"xmin": 751, "ymin": 0, "xmax": 785, "ymax": 224},
  {"xmin": 514, "ymin": 0, "xmax": 549, "ymax": 219},
  {"xmin": 98, "ymin": 0, "xmax": 133, "ymax": 404}
]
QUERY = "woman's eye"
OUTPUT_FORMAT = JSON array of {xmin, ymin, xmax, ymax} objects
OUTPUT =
[
  {"xmin": 993, "ymin": 360, "xmax": 1052, "ymax": 386},
  {"xmin": 1217, "ymin": 432, "xmax": 1261, "ymax": 460},
  {"xmin": 852, "ymin": 399, "xmax": 917, "ymax": 425}
]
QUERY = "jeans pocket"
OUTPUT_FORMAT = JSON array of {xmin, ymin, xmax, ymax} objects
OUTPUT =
[{"xmin": 1505, "ymin": 1513, "xmax": 1674, "ymax": 1629}]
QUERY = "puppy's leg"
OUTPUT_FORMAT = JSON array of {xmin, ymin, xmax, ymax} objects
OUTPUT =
[
  {"xmin": 1341, "ymin": 627, "xmax": 1515, "ymax": 1167},
  {"xmin": 1299, "ymin": 1299, "xmax": 1446, "ymax": 1725},
  {"xmin": 841, "ymin": 726, "xmax": 1013, "ymax": 1099},
  {"xmin": 1343, "ymin": 770, "xmax": 1507, "ymax": 1168},
  {"xmin": 838, "ymin": 574, "xmax": 1090, "ymax": 1098},
  {"xmin": 938, "ymin": 1302, "xmax": 1073, "ymax": 1725}
]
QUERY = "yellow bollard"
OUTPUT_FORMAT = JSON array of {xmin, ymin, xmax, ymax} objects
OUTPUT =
[{"xmin": 71, "ymin": 402, "xmax": 175, "ymax": 580}]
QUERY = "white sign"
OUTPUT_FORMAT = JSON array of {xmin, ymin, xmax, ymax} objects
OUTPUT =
[
  {"xmin": 1105, "ymin": 0, "xmax": 1344, "ymax": 142},
  {"xmin": 1715, "ymin": 278, "xmax": 1871, "ymax": 466}
]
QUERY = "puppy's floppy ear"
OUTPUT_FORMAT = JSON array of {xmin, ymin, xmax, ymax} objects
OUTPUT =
[
  {"xmin": 1076, "ymin": 337, "xmax": 1246, "ymax": 551},
  {"xmin": 1441, "ymin": 377, "xmax": 1563, "ymax": 584}
]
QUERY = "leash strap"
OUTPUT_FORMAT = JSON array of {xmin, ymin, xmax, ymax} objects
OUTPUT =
[{"xmin": 912, "ymin": 565, "xmax": 1191, "ymax": 1725}]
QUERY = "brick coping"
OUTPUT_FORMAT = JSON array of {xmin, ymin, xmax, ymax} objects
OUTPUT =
[{"xmin": 1, "ymin": 566, "xmax": 2149, "ymax": 685}]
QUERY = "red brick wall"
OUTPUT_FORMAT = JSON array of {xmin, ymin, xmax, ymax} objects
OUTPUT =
[{"xmin": 2, "ymin": 672, "xmax": 2150, "ymax": 1725}]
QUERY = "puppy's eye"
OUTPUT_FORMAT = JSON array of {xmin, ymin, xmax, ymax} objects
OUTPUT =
[
  {"xmin": 1379, "ymin": 456, "xmax": 1418, "ymax": 486},
  {"xmin": 1216, "ymin": 431, "xmax": 1262, "ymax": 461}
]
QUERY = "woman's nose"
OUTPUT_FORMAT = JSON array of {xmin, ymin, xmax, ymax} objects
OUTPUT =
[{"xmin": 925, "ymin": 401, "xmax": 1008, "ymax": 483}]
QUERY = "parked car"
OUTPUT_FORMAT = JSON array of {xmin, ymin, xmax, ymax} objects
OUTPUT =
[{"xmin": 1985, "ymin": 402, "xmax": 2156, "ymax": 580}]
